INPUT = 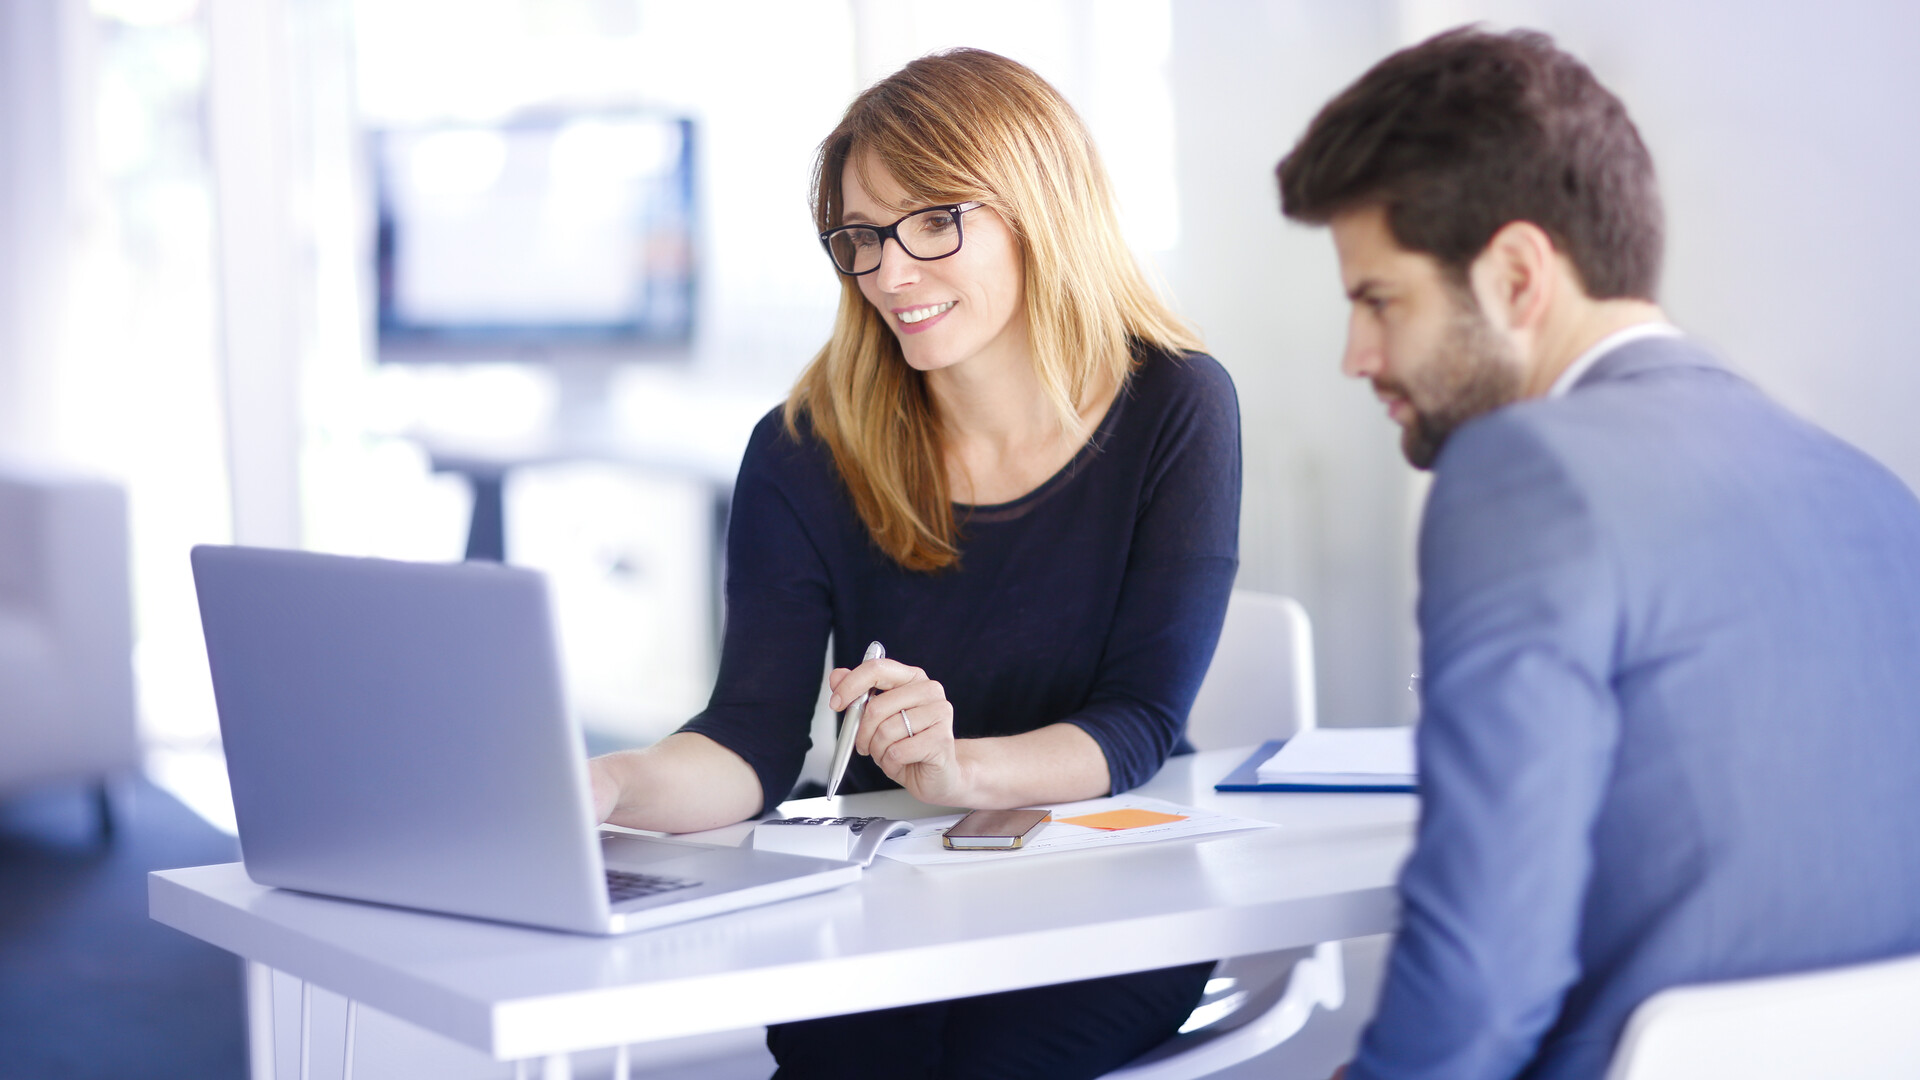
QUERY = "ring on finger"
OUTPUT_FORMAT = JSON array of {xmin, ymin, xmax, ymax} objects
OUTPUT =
[{"xmin": 901, "ymin": 709, "xmax": 915, "ymax": 738}]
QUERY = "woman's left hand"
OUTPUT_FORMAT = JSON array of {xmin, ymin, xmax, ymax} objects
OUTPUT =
[{"xmin": 827, "ymin": 656, "xmax": 971, "ymax": 806}]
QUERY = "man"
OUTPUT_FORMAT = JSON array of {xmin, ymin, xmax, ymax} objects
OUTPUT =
[{"xmin": 1275, "ymin": 27, "xmax": 1920, "ymax": 1080}]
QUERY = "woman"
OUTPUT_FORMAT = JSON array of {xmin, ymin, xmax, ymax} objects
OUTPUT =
[{"xmin": 590, "ymin": 48, "xmax": 1240, "ymax": 1080}]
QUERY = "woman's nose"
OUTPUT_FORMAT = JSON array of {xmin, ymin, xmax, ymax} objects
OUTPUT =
[{"xmin": 872, "ymin": 238, "xmax": 920, "ymax": 291}]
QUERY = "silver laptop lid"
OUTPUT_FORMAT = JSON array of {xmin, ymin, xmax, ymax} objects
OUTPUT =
[{"xmin": 191, "ymin": 545, "xmax": 610, "ymax": 932}]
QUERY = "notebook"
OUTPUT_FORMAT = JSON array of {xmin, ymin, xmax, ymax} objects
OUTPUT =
[
  {"xmin": 1215, "ymin": 728, "xmax": 1418, "ymax": 793},
  {"xmin": 191, "ymin": 545, "xmax": 861, "ymax": 935}
]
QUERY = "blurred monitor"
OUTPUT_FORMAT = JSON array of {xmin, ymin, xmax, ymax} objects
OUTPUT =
[{"xmin": 372, "ymin": 111, "xmax": 696, "ymax": 361}]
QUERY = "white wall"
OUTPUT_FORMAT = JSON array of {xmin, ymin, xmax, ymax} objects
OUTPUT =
[
  {"xmin": 1161, "ymin": 1, "xmax": 1419, "ymax": 730},
  {"xmin": 1158, "ymin": 0, "xmax": 1920, "ymax": 729},
  {"xmin": 206, "ymin": 0, "xmax": 303, "ymax": 549},
  {"xmin": 14, "ymin": 0, "xmax": 1920, "ymax": 748},
  {"xmin": 1515, "ymin": 0, "xmax": 1920, "ymax": 488},
  {"xmin": 0, "ymin": 0, "xmax": 86, "ymax": 460}
]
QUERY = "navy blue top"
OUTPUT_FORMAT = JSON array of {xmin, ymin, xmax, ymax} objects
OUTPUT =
[{"xmin": 680, "ymin": 347, "xmax": 1242, "ymax": 815}]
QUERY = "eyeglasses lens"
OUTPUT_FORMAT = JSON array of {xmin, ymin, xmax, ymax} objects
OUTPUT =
[
  {"xmin": 830, "ymin": 207, "xmax": 964, "ymax": 274},
  {"xmin": 826, "ymin": 230, "xmax": 871, "ymax": 275},
  {"xmin": 900, "ymin": 207, "xmax": 962, "ymax": 258}
]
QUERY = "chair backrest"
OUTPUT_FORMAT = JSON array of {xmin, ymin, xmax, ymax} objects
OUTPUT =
[
  {"xmin": 0, "ymin": 464, "xmax": 139, "ymax": 792},
  {"xmin": 1184, "ymin": 590, "xmax": 1315, "ymax": 751},
  {"xmin": 1606, "ymin": 950, "xmax": 1920, "ymax": 1080}
]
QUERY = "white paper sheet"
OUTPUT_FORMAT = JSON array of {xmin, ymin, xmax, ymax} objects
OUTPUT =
[
  {"xmin": 876, "ymin": 794, "xmax": 1273, "ymax": 866},
  {"xmin": 1254, "ymin": 726, "xmax": 1417, "ymax": 784}
]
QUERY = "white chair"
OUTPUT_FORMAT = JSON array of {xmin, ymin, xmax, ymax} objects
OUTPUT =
[
  {"xmin": 1184, "ymin": 589, "xmax": 1316, "ymax": 750},
  {"xmin": 1605, "ymin": 950, "xmax": 1920, "ymax": 1080},
  {"xmin": 1105, "ymin": 589, "xmax": 1339, "ymax": 1079},
  {"xmin": 0, "ymin": 464, "xmax": 140, "ymax": 838}
]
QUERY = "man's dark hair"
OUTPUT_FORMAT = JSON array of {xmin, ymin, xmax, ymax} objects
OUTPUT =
[{"xmin": 1277, "ymin": 26, "xmax": 1663, "ymax": 300}]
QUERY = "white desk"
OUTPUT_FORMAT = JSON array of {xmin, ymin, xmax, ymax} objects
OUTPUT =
[{"xmin": 149, "ymin": 748, "xmax": 1415, "ymax": 1071}]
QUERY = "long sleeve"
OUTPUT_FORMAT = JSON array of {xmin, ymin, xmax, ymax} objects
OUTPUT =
[
  {"xmin": 1350, "ymin": 415, "xmax": 1622, "ymax": 1080},
  {"xmin": 677, "ymin": 416, "xmax": 836, "ymax": 815},
  {"xmin": 1063, "ymin": 353, "xmax": 1241, "ymax": 792}
]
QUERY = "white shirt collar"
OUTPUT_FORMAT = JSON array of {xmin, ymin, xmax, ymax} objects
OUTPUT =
[{"xmin": 1547, "ymin": 322, "xmax": 1684, "ymax": 398}]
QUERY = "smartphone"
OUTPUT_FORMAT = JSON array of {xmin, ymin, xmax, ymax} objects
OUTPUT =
[{"xmin": 942, "ymin": 808, "xmax": 1052, "ymax": 850}]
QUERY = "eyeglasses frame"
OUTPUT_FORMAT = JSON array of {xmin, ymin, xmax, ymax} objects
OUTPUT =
[{"xmin": 818, "ymin": 202, "xmax": 986, "ymax": 276}]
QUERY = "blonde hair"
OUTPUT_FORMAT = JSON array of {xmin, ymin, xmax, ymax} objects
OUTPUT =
[{"xmin": 784, "ymin": 48, "xmax": 1200, "ymax": 571}]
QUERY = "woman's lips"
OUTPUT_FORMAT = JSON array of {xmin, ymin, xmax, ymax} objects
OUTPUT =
[{"xmin": 894, "ymin": 301, "xmax": 955, "ymax": 334}]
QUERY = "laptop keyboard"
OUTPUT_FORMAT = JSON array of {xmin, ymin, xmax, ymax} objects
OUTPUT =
[{"xmin": 606, "ymin": 869, "xmax": 701, "ymax": 903}]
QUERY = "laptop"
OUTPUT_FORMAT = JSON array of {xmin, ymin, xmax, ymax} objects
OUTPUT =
[{"xmin": 190, "ymin": 544, "xmax": 862, "ymax": 935}]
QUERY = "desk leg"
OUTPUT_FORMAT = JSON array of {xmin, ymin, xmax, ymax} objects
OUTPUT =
[
  {"xmin": 341, "ymin": 1000, "xmax": 357, "ymax": 1080},
  {"xmin": 300, "ymin": 981, "xmax": 312, "ymax": 1080},
  {"xmin": 247, "ymin": 960, "xmax": 276, "ymax": 1080},
  {"xmin": 246, "ymin": 963, "xmax": 356, "ymax": 1080},
  {"xmin": 613, "ymin": 1044, "xmax": 630, "ymax": 1080},
  {"xmin": 463, "ymin": 472, "xmax": 507, "ymax": 562},
  {"xmin": 540, "ymin": 1052, "xmax": 573, "ymax": 1079}
]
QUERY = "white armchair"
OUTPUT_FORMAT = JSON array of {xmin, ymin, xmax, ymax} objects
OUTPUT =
[
  {"xmin": 1183, "ymin": 589, "xmax": 1316, "ymax": 751},
  {"xmin": 1105, "ymin": 589, "xmax": 1340, "ymax": 1080},
  {"xmin": 0, "ymin": 464, "xmax": 140, "ymax": 837},
  {"xmin": 1606, "ymin": 950, "xmax": 1920, "ymax": 1080}
]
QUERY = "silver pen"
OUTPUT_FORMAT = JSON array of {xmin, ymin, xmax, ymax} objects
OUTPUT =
[{"xmin": 825, "ymin": 641, "xmax": 885, "ymax": 799}]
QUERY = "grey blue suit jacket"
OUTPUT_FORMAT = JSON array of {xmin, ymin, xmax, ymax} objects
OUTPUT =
[{"xmin": 1349, "ymin": 337, "xmax": 1920, "ymax": 1080}]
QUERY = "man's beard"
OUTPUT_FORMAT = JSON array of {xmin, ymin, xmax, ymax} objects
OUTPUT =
[{"xmin": 1381, "ymin": 298, "xmax": 1526, "ymax": 469}]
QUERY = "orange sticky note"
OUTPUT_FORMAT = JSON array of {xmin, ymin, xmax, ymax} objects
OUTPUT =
[{"xmin": 1055, "ymin": 808, "xmax": 1188, "ymax": 830}]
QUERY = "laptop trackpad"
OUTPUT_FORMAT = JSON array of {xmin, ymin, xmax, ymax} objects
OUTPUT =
[{"xmin": 601, "ymin": 833, "xmax": 716, "ymax": 870}]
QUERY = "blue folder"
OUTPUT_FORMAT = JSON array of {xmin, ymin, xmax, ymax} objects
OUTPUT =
[{"xmin": 1214, "ymin": 739, "xmax": 1418, "ymax": 793}]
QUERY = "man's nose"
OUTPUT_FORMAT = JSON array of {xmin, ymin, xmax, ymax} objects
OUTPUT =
[{"xmin": 1340, "ymin": 322, "xmax": 1380, "ymax": 379}]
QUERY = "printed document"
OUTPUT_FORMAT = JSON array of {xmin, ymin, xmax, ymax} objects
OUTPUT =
[{"xmin": 877, "ymin": 794, "xmax": 1271, "ymax": 866}]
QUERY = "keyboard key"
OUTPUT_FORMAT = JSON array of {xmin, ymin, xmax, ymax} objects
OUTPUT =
[{"xmin": 606, "ymin": 870, "xmax": 701, "ymax": 903}]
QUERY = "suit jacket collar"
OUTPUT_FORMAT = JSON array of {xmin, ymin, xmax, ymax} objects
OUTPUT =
[{"xmin": 1571, "ymin": 334, "xmax": 1728, "ymax": 392}]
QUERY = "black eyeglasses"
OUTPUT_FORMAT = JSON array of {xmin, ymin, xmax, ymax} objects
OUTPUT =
[{"xmin": 819, "ymin": 202, "xmax": 985, "ymax": 276}]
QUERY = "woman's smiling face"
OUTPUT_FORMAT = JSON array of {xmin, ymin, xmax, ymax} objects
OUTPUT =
[{"xmin": 841, "ymin": 155, "xmax": 1029, "ymax": 376}]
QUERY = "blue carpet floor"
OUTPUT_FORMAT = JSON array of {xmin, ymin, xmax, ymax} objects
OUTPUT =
[{"xmin": 0, "ymin": 778, "xmax": 246, "ymax": 1079}]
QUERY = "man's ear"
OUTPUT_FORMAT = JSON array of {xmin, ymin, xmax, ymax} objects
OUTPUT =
[{"xmin": 1468, "ymin": 221, "xmax": 1559, "ymax": 333}]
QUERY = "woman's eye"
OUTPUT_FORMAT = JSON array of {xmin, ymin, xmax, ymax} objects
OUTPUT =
[
  {"xmin": 920, "ymin": 212, "xmax": 957, "ymax": 232},
  {"xmin": 847, "ymin": 231, "xmax": 880, "ymax": 250}
]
